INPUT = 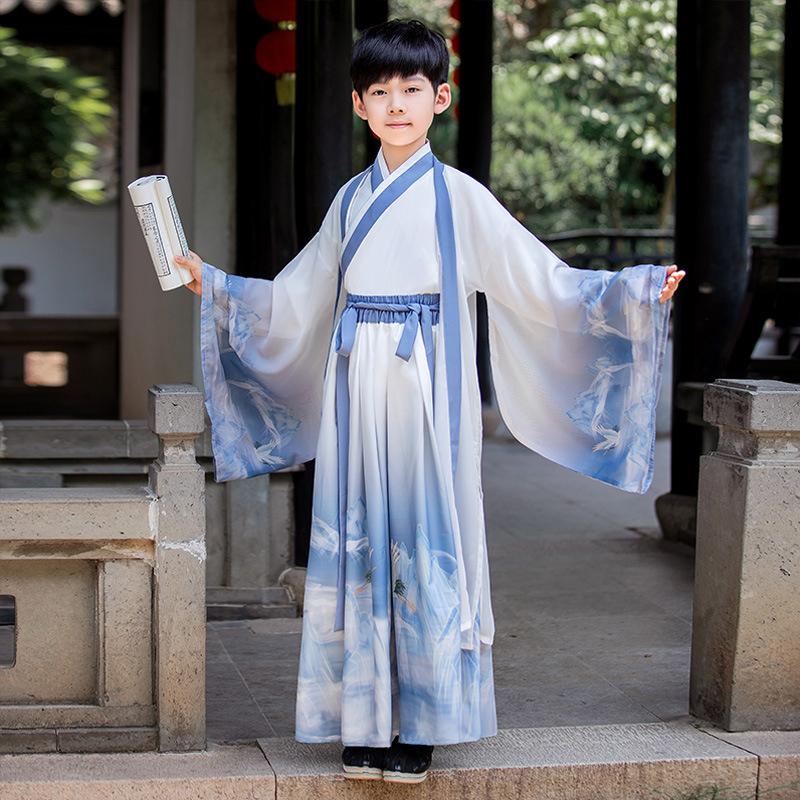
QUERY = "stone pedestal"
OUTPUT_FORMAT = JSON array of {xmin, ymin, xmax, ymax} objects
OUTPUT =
[{"xmin": 690, "ymin": 379, "xmax": 800, "ymax": 731}]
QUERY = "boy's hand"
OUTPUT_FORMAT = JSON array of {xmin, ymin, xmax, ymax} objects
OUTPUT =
[
  {"xmin": 175, "ymin": 251, "xmax": 203, "ymax": 296},
  {"xmin": 659, "ymin": 264, "xmax": 685, "ymax": 304}
]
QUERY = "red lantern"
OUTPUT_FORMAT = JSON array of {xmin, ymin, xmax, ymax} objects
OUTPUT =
[
  {"xmin": 254, "ymin": 0, "xmax": 296, "ymax": 23},
  {"xmin": 453, "ymin": 103, "xmax": 459, "ymax": 121},
  {"xmin": 451, "ymin": 32, "xmax": 460, "ymax": 56},
  {"xmin": 451, "ymin": 66, "xmax": 460, "ymax": 87},
  {"xmin": 449, "ymin": 0, "xmax": 460, "ymax": 21},
  {"xmin": 255, "ymin": 29, "xmax": 296, "ymax": 74}
]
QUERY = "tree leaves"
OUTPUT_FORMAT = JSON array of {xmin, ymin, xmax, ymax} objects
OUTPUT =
[{"xmin": 0, "ymin": 27, "xmax": 113, "ymax": 233}]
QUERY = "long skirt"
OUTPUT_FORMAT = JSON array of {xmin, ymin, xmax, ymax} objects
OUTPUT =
[{"xmin": 294, "ymin": 292, "xmax": 497, "ymax": 747}]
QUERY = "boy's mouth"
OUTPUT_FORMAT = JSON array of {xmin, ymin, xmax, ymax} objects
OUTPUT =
[{"xmin": 387, "ymin": 122, "xmax": 411, "ymax": 128}]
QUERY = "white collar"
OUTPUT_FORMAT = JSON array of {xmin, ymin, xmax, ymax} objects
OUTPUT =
[{"xmin": 376, "ymin": 139, "xmax": 432, "ymax": 182}]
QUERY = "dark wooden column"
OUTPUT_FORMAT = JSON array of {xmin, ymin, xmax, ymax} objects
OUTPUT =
[
  {"xmin": 295, "ymin": 0, "xmax": 354, "ymax": 243},
  {"xmin": 776, "ymin": 0, "xmax": 798, "ymax": 250},
  {"xmin": 670, "ymin": 0, "xmax": 751, "ymax": 496},
  {"xmin": 235, "ymin": 2, "xmax": 297, "ymax": 278},
  {"xmin": 293, "ymin": 0, "xmax": 354, "ymax": 566},
  {"xmin": 456, "ymin": 0, "xmax": 494, "ymax": 404}
]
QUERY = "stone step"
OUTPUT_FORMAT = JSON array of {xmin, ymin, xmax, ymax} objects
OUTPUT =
[
  {"xmin": 205, "ymin": 585, "xmax": 297, "ymax": 621},
  {"xmin": 2, "ymin": 722, "xmax": 799, "ymax": 800},
  {"xmin": 206, "ymin": 586, "xmax": 292, "ymax": 605},
  {"xmin": 206, "ymin": 602, "xmax": 297, "ymax": 621},
  {"xmin": 257, "ymin": 721, "xmax": 768, "ymax": 799}
]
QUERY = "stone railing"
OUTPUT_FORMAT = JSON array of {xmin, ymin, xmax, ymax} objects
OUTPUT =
[
  {"xmin": 690, "ymin": 378, "xmax": 800, "ymax": 730},
  {"xmin": 0, "ymin": 401, "xmax": 298, "ymax": 621},
  {"xmin": 0, "ymin": 385, "xmax": 206, "ymax": 753}
]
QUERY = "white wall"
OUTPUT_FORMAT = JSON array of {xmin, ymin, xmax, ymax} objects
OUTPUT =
[{"xmin": 0, "ymin": 197, "xmax": 117, "ymax": 315}]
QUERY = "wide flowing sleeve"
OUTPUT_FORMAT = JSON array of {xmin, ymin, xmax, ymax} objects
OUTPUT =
[
  {"xmin": 199, "ymin": 196, "xmax": 341, "ymax": 482},
  {"xmin": 473, "ymin": 193, "xmax": 670, "ymax": 494}
]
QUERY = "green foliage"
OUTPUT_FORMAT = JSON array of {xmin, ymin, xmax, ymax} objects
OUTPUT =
[
  {"xmin": 492, "ymin": 67, "xmax": 613, "ymax": 231},
  {"xmin": 0, "ymin": 27, "xmax": 113, "ymax": 233},
  {"xmin": 750, "ymin": 0, "xmax": 785, "ymax": 206},
  {"xmin": 493, "ymin": 0, "xmax": 784, "ymax": 231},
  {"xmin": 751, "ymin": 0, "xmax": 784, "ymax": 146},
  {"xmin": 497, "ymin": 0, "xmax": 677, "ymax": 230}
]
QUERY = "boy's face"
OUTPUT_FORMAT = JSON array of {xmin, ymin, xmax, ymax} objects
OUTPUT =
[{"xmin": 352, "ymin": 73, "xmax": 451, "ymax": 147}]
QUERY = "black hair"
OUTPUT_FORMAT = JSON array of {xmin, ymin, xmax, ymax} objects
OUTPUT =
[{"xmin": 350, "ymin": 18, "xmax": 450, "ymax": 98}]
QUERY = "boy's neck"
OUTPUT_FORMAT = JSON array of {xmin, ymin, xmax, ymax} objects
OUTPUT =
[{"xmin": 380, "ymin": 134, "xmax": 429, "ymax": 174}]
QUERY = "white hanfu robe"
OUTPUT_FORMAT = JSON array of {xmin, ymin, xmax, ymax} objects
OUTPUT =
[{"xmin": 199, "ymin": 139, "xmax": 671, "ymax": 748}]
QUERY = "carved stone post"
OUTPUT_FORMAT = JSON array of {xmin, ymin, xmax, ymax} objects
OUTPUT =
[
  {"xmin": 690, "ymin": 379, "xmax": 800, "ymax": 730},
  {"xmin": 147, "ymin": 384, "xmax": 206, "ymax": 751}
]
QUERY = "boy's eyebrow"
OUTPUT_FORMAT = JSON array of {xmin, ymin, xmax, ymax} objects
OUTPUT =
[{"xmin": 370, "ymin": 75, "xmax": 426, "ymax": 86}]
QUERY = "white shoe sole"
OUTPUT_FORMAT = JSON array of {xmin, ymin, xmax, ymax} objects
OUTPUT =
[
  {"xmin": 342, "ymin": 765, "xmax": 383, "ymax": 780},
  {"xmin": 382, "ymin": 769, "xmax": 429, "ymax": 783}
]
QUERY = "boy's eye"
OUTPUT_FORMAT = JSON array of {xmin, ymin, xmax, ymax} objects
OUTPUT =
[{"xmin": 370, "ymin": 87, "xmax": 419, "ymax": 95}]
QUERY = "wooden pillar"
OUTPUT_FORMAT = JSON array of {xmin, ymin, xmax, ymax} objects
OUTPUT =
[
  {"xmin": 293, "ymin": 0, "xmax": 354, "ymax": 566},
  {"xmin": 670, "ymin": 0, "xmax": 751, "ymax": 496},
  {"xmin": 776, "ymin": 0, "xmax": 798, "ymax": 251},
  {"xmin": 295, "ymin": 0, "xmax": 354, "ymax": 243},
  {"xmin": 236, "ymin": 2, "xmax": 297, "ymax": 278},
  {"xmin": 456, "ymin": 0, "xmax": 494, "ymax": 404}
]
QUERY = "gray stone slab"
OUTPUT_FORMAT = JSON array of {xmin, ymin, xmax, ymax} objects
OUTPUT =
[
  {"xmin": 206, "ymin": 602, "xmax": 296, "ymax": 621},
  {"xmin": 207, "ymin": 586, "xmax": 293, "ymax": 605},
  {"xmin": 257, "ymin": 722, "xmax": 758, "ymax": 800},
  {"xmin": 55, "ymin": 727, "xmax": 158, "ymax": 753},
  {"xmin": 0, "ymin": 421, "xmax": 130, "ymax": 459},
  {"xmin": 529, "ymin": 612, "xmax": 692, "ymax": 655},
  {"xmin": 0, "ymin": 705, "xmax": 156, "ymax": 730},
  {"xmin": 0, "ymin": 742, "xmax": 274, "ymax": 800},
  {"xmin": 206, "ymin": 658, "xmax": 275, "ymax": 742},
  {"xmin": 0, "ymin": 472, "xmax": 64, "ymax": 488},
  {"xmin": 125, "ymin": 420, "xmax": 160, "ymax": 459},
  {"xmin": 701, "ymin": 728, "xmax": 800, "ymax": 800},
  {"xmin": 1, "ymin": 488, "xmax": 154, "ymax": 541},
  {"xmin": 0, "ymin": 729, "xmax": 57, "ymax": 754}
]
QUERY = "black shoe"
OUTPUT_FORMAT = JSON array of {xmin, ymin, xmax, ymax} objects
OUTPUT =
[
  {"xmin": 341, "ymin": 743, "xmax": 389, "ymax": 780},
  {"xmin": 382, "ymin": 734, "xmax": 435, "ymax": 783}
]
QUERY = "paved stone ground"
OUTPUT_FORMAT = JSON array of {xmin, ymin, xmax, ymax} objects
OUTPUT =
[{"xmin": 207, "ymin": 434, "xmax": 694, "ymax": 744}]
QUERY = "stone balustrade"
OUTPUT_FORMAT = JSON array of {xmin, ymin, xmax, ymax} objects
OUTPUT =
[
  {"xmin": 0, "ymin": 402, "xmax": 298, "ymax": 620},
  {"xmin": 0, "ymin": 384, "xmax": 207, "ymax": 753}
]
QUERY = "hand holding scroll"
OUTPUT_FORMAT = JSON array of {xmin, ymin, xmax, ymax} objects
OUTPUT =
[{"xmin": 176, "ymin": 251, "xmax": 203, "ymax": 296}]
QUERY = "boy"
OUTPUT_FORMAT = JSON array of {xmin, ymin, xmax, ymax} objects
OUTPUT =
[{"xmin": 178, "ymin": 18, "xmax": 684, "ymax": 784}]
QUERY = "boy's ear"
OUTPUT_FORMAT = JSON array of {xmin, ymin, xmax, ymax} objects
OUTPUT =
[
  {"xmin": 433, "ymin": 82, "xmax": 452, "ymax": 115},
  {"xmin": 352, "ymin": 89, "xmax": 368, "ymax": 120}
]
